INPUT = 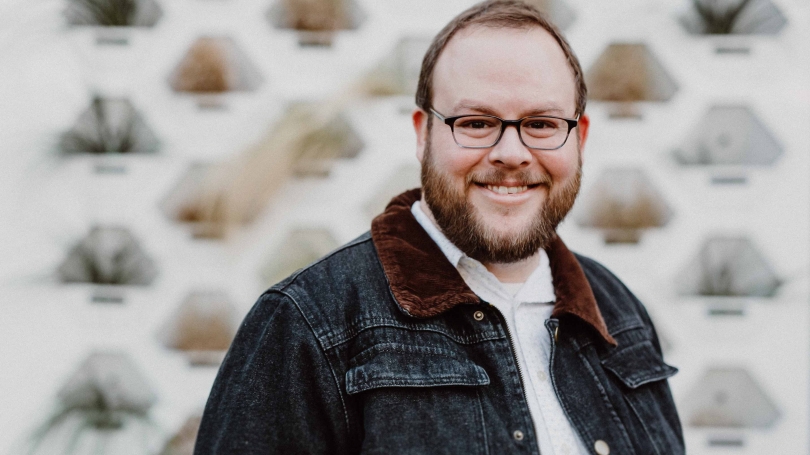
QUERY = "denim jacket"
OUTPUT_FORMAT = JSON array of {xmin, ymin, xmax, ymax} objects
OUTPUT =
[{"xmin": 195, "ymin": 189, "xmax": 683, "ymax": 454}]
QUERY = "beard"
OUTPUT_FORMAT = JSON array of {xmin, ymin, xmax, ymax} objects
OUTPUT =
[{"xmin": 421, "ymin": 137, "xmax": 581, "ymax": 264}]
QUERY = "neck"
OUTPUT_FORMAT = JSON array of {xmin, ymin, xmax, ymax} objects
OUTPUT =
[{"xmin": 418, "ymin": 197, "xmax": 540, "ymax": 283}]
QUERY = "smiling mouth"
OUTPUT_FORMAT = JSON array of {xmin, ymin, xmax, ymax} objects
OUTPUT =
[{"xmin": 476, "ymin": 183, "xmax": 541, "ymax": 195}]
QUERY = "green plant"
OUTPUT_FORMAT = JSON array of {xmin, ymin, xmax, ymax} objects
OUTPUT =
[
  {"xmin": 693, "ymin": 0, "xmax": 754, "ymax": 34},
  {"xmin": 70, "ymin": 0, "xmax": 138, "ymax": 26}
]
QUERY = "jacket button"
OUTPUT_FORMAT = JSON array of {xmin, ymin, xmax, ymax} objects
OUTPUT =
[
  {"xmin": 554, "ymin": 326, "xmax": 559, "ymax": 342},
  {"xmin": 512, "ymin": 430, "xmax": 524, "ymax": 441},
  {"xmin": 594, "ymin": 439, "xmax": 609, "ymax": 455},
  {"xmin": 473, "ymin": 310, "xmax": 485, "ymax": 321}
]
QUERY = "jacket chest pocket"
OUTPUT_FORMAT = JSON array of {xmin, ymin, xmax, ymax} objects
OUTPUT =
[
  {"xmin": 345, "ymin": 343, "xmax": 490, "ymax": 455},
  {"xmin": 601, "ymin": 340, "xmax": 683, "ymax": 455}
]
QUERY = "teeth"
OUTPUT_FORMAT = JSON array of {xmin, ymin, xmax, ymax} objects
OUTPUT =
[{"xmin": 486, "ymin": 185, "xmax": 528, "ymax": 194}]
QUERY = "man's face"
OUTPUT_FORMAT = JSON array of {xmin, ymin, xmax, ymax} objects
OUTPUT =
[{"xmin": 414, "ymin": 26, "xmax": 590, "ymax": 264}]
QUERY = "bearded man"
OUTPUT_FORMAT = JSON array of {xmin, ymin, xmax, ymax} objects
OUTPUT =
[{"xmin": 195, "ymin": 1, "xmax": 683, "ymax": 454}]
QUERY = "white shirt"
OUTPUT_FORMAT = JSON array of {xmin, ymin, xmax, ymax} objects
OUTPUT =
[{"xmin": 412, "ymin": 201, "xmax": 588, "ymax": 455}]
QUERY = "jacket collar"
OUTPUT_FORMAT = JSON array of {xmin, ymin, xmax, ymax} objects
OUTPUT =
[{"xmin": 371, "ymin": 188, "xmax": 616, "ymax": 346}]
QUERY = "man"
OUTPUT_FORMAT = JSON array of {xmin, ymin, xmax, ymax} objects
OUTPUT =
[{"xmin": 195, "ymin": 1, "xmax": 683, "ymax": 454}]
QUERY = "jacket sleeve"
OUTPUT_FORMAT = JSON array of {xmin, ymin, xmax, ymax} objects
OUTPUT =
[{"xmin": 194, "ymin": 290, "xmax": 348, "ymax": 454}]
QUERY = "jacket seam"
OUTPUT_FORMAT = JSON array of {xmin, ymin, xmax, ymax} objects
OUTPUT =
[
  {"xmin": 475, "ymin": 388, "xmax": 491, "ymax": 455},
  {"xmin": 323, "ymin": 320, "xmax": 505, "ymax": 350},
  {"xmin": 278, "ymin": 289, "xmax": 353, "ymax": 443},
  {"xmin": 622, "ymin": 388, "xmax": 667, "ymax": 455},
  {"xmin": 576, "ymin": 349, "xmax": 636, "ymax": 452}
]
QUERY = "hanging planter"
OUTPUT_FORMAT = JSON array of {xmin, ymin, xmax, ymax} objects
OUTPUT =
[
  {"xmin": 24, "ymin": 352, "xmax": 162, "ymax": 455},
  {"xmin": 680, "ymin": 0, "xmax": 787, "ymax": 54},
  {"xmin": 157, "ymin": 291, "xmax": 238, "ymax": 366},
  {"xmin": 585, "ymin": 43, "xmax": 678, "ymax": 118},
  {"xmin": 64, "ymin": 0, "xmax": 163, "ymax": 45},
  {"xmin": 675, "ymin": 236, "xmax": 781, "ymax": 303},
  {"xmin": 58, "ymin": 226, "xmax": 158, "ymax": 302},
  {"xmin": 168, "ymin": 36, "xmax": 263, "ymax": 110},
  {"xmin": 576, "ymin": 168, "xmax": 673, "ymax": 244},
  {"xmin": 59, "ymin": 96, "xmax": 160, "ymax": 173},
  {"xmin": 267, "ymin": 0, "xmax": 366, "ymax": 47},
  {"xmin": 681, "ymin": 366, "xmax": 779, "ymax": 446},
  {"xmin": 673, "ymin": 104, "xmax": 783, "ymax": 185}
]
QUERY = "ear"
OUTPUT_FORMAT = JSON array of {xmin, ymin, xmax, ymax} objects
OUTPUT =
[
  {"xmin": 575, "ymin": 113, "xmax": 590, "ymax": 164},
  {"xmin": 413, "ymin": 108, "xmax": 429, "ymax": 163}
]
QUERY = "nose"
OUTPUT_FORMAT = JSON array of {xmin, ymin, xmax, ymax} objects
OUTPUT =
[{"xmin": 487, "ymin": 124, "xmax": 532, "ymax": 168}]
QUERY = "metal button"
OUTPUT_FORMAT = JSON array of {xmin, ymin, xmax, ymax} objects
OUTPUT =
[
  {"xmin": 473, "ymin": 310, "xmax": 485, "ymax": 321},
  {"xmin": 554, "ymin": 326, "xmax": 559, "ymax": 342},
  {"xmin": 513, "ymin": 430, "xmax": 524, "ymax": 441},
  {"xmin": 594, "ymin": 439, "xmax": 610, "ymax": 455}
]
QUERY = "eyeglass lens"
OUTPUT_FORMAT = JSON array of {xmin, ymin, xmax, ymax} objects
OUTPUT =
[{"xmin": 452, "ymin": 116, "xmax": 570, "ymax": 149}]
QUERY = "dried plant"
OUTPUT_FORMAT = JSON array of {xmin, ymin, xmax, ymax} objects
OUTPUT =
[
  {"xmin": 169, "ymin": 83, "xmax": 371, "ymax": 237},
  {"xmin": 60, "ymin": 97, "xmax": 159, "ymax": 155},
  {"xmin": 58, "ymin": 226, "xmax": 158, "ymax": 286},
  {"xmin": 577, "ymin": 169, "xmax": 671, "ymax": 244},
  {"xmin": 25, "ymin": 352, "xmax": 161, "ymax": 455},
  {"xmin": 283, "ymin": 0, "xmax": 349, "ymax": 31},
  {"xmin": 159, "ymin": 292, "xmax": 237, "ymax": 363},
  {"xmin": 586, "ymin": 43, "xmax": 677, "ymax": 103},
  {"xmin": 692, "ymin": 0, "xmax": 754, "ymax": 34},
  {"xmin": 172, "ymin": 39, "xmax": 230, "ymax": 93}
]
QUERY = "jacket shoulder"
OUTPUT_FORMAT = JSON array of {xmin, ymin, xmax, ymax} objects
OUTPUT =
[
  {"xmin": 269, "ymin": 232, "xmax": 400, "ymax": 346},
  {"xmin": 573, "ymin": 252, "xmax": 655, "ymax": 337}
]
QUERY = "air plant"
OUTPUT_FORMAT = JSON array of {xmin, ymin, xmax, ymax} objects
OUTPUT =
[
  {"xmin": 674, "ymin": 105, "xmax": 783, "ymax": 167},
  {"xmin": 158, "ymin": 291, "xmax": 238, "ymax": 366},
  {"xmin": 64, "ymin": 0, "xmax": 162, "ymax": 27},
  {"xmin": 262, "ymin": 228, "xmax": 338, "ymax": 286},
  {"xmin": 159, "ymin": 415, "xmax": 202, "ymax": 455},
  {"xmin": 169, "ymin": 37, "xmax": 264, "ymax": 95},
  {"xmin": 692, "ymin": 0, "xmax": 754, "ymax": 34},
  {"xmin": 682, "ymin": 367, "xmax": 780, "ymax": 428},
  {"xmin": 58, "ymin": 226, "xmax": 158, "ymax": 286},
  {"xmin": 676, "ymin": 237, "xmax": 781, "ymax": 297},
  {"xmin": 283, "ymin": 0, "xmax": 349, "ymax": 32},
  {"xmin": 585, "ymin": 43, "xmax": 678, "ymax": 104},
  {"xmin": 25, "ymin": 352, "xmax": 162, "ymax": 455},
  {"xmin": 60, "ymin": 96, "xmax": 159, "ymax": 155},
  {"xmin": 268, "ymin": 0, "xmax": 364, "ymax": 46},
  {"xmin": 576, "ymin": 168, "xmax": 672, "ymax": 244},
  {"xmin": 171, "ymin": 38, "xmax": 230, "ymax": 93},
  {"xmin": 288, "ymin": 104, "xmax": 364, "ymax": 176}
]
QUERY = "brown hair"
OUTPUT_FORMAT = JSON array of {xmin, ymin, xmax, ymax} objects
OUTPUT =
[{"xmin": 415, "ymin": 0, "xmax": 587, "ymax": 117}]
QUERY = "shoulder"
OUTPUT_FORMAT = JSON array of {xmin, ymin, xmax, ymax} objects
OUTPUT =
[
  {"xmin": 573, "ymin": 252, "xmax": 656, "ymax": 337},
  {"xmin": 264, "ymin": 231, "xmax": 400, "ymax": 345}
]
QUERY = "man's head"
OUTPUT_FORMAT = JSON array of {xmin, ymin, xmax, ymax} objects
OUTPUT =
[{"xmin": 412, "ymin": 0, "xmax": 590, "ymax": 264}]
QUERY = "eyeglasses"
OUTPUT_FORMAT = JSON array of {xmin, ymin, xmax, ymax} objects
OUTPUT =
[{"xmin": 430, "ymin": 108, "xmax": 579, "ymax": 150}]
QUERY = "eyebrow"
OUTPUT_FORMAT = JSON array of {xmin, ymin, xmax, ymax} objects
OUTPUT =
[{"xmin": 451, "ymin": 101, "xmax": 569, "ymax": 117}]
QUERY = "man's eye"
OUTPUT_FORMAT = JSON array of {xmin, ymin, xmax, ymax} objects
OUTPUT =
[
  {"xmin": 526, "ymin": 120, "xmax": 553, "ymax": 129},
  {"xmin": 458, "ymin": 119, "xmax": 496, "ymax": 129}
]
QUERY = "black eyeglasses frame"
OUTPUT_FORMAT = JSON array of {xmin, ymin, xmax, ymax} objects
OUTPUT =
[{"xmin": 429, "ymin": 108, "xmax": 579, "ymax": 151}]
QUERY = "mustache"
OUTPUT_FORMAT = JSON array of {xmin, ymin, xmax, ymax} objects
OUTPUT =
[{"xmin": 466, "ymin": 170, "xmax": 552, "ymax": 187}]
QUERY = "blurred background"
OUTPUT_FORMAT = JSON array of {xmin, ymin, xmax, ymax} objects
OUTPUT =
[{"xmin": 0, "ymin": 0, "xmax": 808, "ymax": 453}]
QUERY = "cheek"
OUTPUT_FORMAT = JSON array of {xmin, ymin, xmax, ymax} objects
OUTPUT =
[{"xmin": 540, "ymin": 150, "xmax": 580, "ymax": 182}]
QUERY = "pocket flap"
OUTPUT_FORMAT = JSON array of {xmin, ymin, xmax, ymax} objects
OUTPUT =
[
  {"xmin": 601, "ymin": 340, "xmax": 678, "ymax": 389},
  {"xmin": 345, "ymin": 344, "xmax": 490, "ymax": 395}
]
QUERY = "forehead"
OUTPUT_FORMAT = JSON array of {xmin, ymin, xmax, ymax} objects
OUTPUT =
[{"xmin": 432, "ymin": 26, "xmax": 577, "ymax": 116}]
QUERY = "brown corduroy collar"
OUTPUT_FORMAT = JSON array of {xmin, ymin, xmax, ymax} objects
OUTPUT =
[{"xmin": 370, "ymin": 188, "xmax": 616, "ymax": 346}]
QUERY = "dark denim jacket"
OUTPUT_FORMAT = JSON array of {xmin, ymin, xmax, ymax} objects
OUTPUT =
[{"xmin": 196, "ymin": 190, "xmax": 683, "ymax": 454}]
